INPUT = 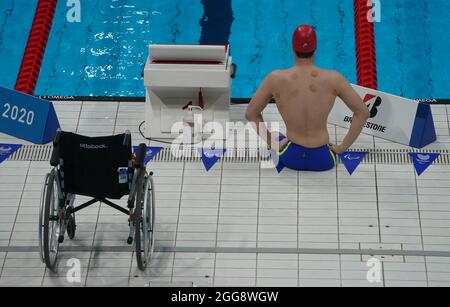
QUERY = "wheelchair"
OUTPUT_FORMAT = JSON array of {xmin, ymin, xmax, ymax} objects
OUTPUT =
[{"xmin": 39, "ymin": 130, "xmax": 155, "ymax": 271}]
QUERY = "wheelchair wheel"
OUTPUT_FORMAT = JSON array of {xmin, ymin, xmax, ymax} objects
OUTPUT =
[
  {"xmin": 135, "ymin": 175, "xmax": 156, "ymax": 271},
  {"xmin": 40, "ymin": 170, "xmax": 62, "ymax": 271},
  {"xmin": 67, "ymin": 213, "xmax": 76, "ymax": 240}
]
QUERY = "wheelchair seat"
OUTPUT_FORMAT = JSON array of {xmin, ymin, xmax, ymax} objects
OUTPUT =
[{"xmin": 54, "ymin": 131, "xmax": 132, "ymax": 200}]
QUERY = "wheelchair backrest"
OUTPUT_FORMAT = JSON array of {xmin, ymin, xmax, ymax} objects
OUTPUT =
[{"xmin": 55, "ymin": 132, "xmax": 132, "ymax": 199}]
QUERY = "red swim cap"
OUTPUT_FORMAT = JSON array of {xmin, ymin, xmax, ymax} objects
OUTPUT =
[{"xmin": 292, "ymin": 25, "xmax": 317, "ymax": 54}]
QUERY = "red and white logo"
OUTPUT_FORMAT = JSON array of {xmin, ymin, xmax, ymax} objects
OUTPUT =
[{"xmin": 364, "ymin": 94, "xmax": 382, "ymax": 118}]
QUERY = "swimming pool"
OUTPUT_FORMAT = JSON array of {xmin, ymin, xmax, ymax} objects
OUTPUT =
[
  {"xmin": 375, "ymin": 0, "xmax": 450, "ymax": 99},
  {"xmin": 0, "ymin": 0, "xmax": 36, "ymax": 91},
  {"xmin": 0, "ymin": 0, "xmax": 449, "ymax": 99}
]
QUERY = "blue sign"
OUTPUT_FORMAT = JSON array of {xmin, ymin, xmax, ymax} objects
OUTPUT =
[
  {"xmin": 339, "ymin": 152, "xmax": 368, "ymax": 175},
  {"xmin": 198, "ymin": 148, "xmax": 226, "ymax": 171},
  {"xmin": 133, "ymin": 146, "xmax": 163, "ymax": 165},
  {"xmin": 0, "ymin": 87, "xmax": 60, "ymax": 144},
  {"xmin": 0, "ymin": 144, "xmax": 22, "ymax": 165},
  {"xmin": 410, "ymin": 152, "xmax": 440, "ymax": 176},
  {"xmin": 409, "ymin": 103, "xmax": 437, "ymax": 148}
]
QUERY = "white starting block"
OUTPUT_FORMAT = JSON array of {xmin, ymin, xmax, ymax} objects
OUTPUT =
[
  {"xmin": 329, "ymin": 84, "xmax": 437, "ymax": 148},
  {"xmin": 144, "ymin": 44, "xmax": 232, "ymax": 140}
]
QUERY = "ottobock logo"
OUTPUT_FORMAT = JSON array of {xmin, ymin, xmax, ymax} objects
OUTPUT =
[
  {"xmin": 146, "ymin": 149, "xmax": 153, "ymax": 157},
  {"xmin": 364, "ymin": 94, "xmax": 383, "ymax": 118},
  {"xmin": 0, "ymin": 146, "xmax": 13, "ymax": 156},
  {"xmin": 415, "ymin": 154, "xmax": 432, "ymax": 165},
  {"xmin": 79, "ymin": 144, "xmax": 108, "ymax": 150}
]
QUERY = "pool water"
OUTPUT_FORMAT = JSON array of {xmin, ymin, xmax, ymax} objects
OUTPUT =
[
  {"xmin": 0, "ymin": 0, "xmax": 449, "ymax": 99},
  {"xmin": 0, "ymin": 0, "xmax": 36, "ymax": 91},
  {"xmin": 375, "ymin": 0, "xmax": 450, "ymax": 99}
]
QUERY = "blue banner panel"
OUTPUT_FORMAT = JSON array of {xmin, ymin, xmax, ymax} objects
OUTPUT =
[
  {"xmin": 133, "ymin": 146, "xmax": 163, "ymax": 166},
  {"xmin": 198, "ymin": 148, "xmax": 226, "ymax": 172},
  {"xmin": 410, "ymin": 153, "xmax": 440, "ymax": 176},
  {"xmin": 0, "ymin": 144, "xmax": 22, "ymax": 165},
  {"xmin": 0, "ymin": 87, "xmax": 60, "ymax": 144},
  {"xmin": 339, "ymin": 152, "xmax": 368, "ymax": 175},
  {"xmin": 409, "ymin": 103, "xmax": 437, "ymax": 148}
]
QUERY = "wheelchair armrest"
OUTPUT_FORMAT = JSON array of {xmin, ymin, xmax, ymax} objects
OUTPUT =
[
  {"xmin": 123, "ymin": 130, "xmax": 131, "ymax": 147},
  {"xmin": 135, "ymin": 143, "xmax": 147, "ymax": 169},
  {"xmin": 50, "ymin": 130, "xmax": 62, "ymax": 166}
]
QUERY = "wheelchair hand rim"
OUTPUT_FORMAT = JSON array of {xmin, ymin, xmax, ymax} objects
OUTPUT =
[
  {"xmin": 49, "ymin": 177, "xmax": 61, "ymax": 263},
  {"xmin": 141, "ymin": 176, "xmax": 154, "ymax": 263},
  {"xmin": 39, "ymin": 172, "xmax": 51, "ymax": 263},
  {"xmin": 43, "ymin": 170, "xmax": 61, "ymax": 270}
]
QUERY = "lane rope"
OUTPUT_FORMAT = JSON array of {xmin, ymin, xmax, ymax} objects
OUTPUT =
[
  {"xmin": 14, "ymin": 0, "xmax": 58, "ymax": 94},
  {"xmin": 354, "ymin": 0, "xmax": 378, "ymax": 90}
]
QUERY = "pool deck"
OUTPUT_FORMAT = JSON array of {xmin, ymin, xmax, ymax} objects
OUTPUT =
[{"xmin": 1, "ymin": 101, "xmax": 450, "ymax": 287}]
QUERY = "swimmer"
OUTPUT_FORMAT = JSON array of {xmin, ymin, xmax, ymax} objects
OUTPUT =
[{"xmin": 245, "ymin": 25, "xmax": 370, "ymax": 171}]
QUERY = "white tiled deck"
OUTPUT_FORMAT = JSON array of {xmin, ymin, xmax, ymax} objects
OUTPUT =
[{"xmin": 1, "ymin": 101, "xmax": 450, "ymax": 287}]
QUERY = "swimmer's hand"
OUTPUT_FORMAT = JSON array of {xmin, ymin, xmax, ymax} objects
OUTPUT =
[
  {"xmin": 272, "ymin": 138, "xmax": 289, "ymax": 152},
  {"xmin": 330, "ymin": 144, "xmax": 345, "ymax": 155},
  {"xmin": 279, "ymin": 138, "xmax": 289, "ymax": 150}
]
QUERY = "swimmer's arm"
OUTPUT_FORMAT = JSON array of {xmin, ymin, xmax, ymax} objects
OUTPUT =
[
  {"xmin": 245, "ymin": 73, "xmax": 279, "ymax": 149},
  {"xmin": 335, "ymin": 73, "xmax": 370, "ymax": 153}
]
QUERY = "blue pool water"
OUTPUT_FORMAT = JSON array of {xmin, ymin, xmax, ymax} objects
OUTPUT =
[
  {"xmin": 0, "ymin": 0, "xmax": 448, "ymax": 99},
  {"xmin": 0, "ymin": 0, "xmax": 37, "ymax": 90},
  {"xmin": 375, "ymin": 0, "xmax": 450, "ymax": 99}
]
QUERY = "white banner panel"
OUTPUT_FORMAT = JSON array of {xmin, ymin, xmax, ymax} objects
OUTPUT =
[{"xmin": 329, "ymin": 84, "xmax": 427, "ymax": 147}]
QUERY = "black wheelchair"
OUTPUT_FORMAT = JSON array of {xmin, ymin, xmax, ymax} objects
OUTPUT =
[{"xmin": 39, "ymin": 130, "xmax": 155, "ymax": 271}]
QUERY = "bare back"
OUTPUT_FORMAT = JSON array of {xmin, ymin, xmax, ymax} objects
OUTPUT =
[
  {"xmin": 246, "ymin": 63, "xmax": 368, "ymax": 153},
  {"xmin": 272, "ymin": 66, "xmax": 338, "ymax": 148}
]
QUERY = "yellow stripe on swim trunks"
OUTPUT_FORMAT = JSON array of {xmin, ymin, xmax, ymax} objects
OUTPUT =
[
  {"xmin": 328, "ymin": 148, "xmax": 337, "ymax": 167},
  {"xmin": 277, "ymin": 142, "xmax": 292, "ymax": 156}
]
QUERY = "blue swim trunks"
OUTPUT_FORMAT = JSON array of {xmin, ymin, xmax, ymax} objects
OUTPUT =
[{"xmin": 276, "ymin": 136, "xmax": 337, "ymax": 172}]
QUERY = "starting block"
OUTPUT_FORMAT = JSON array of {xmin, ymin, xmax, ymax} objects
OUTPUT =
[{"xmin": 143, "ymin": 44, "xmax": 233, "ymax": 140}]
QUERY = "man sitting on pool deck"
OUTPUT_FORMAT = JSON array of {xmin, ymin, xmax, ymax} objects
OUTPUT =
[{"xmin": 245, "ymin": 25, "xmax": 370, "ymax": 172}]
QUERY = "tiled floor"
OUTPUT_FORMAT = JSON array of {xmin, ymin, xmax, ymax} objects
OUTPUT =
[{"xmin": 0, "ymin": 101, "xmax": 450, "ymax": 287}]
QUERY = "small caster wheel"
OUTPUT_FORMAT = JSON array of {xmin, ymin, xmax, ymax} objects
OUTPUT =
[
  {"xmin": 127, "ymin": 237, "xmax": 133, "ymax": 245},
  {"xmin": 67, "ymin": 215, "xmax": 76, "ymax": 240},
  {"xmin": 58, "ymin": 235, "xmax": 65, "ymax": 244},
  {"xmin": 231, "ymin": 63, "xmax": 237, "ymax": 79}
]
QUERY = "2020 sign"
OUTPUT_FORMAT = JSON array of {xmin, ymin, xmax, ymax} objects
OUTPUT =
[
  {"xmin": 2, "ymin": 103, "xmax": 35, "ymax": 126},
  {"xmin": 0, "ymin": 87, "xmax": 60, "ymax": 144}
]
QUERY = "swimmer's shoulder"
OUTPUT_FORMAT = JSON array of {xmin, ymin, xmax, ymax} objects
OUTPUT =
[
  {"xmin": 319, "ymin": 69, "xmax": 348, "ymax": 86},
  {"xmin": 316, "ymin": 68, "xmax": 343, "ymax": 80},
  {"xmin": 267, "ymin": 69, "xmax": 287, "ymax": 80},
  {"xmin": 320, "ymin": 70, "xmax": 350, "ymax": 96},
  {"xmin": 264, "ymin": 70, "xmax": 288, "ymax": 86}
]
